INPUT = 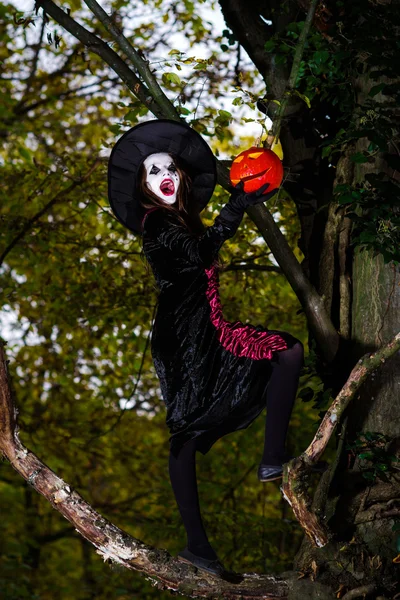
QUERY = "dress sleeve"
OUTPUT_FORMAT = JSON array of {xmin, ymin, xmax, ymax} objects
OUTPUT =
[{"xmin": 143, "ymin": 208, "xmax": 237, "ymax": 267}]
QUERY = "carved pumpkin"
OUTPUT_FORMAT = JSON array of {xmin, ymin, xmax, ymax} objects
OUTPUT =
[{"xmin": 230, "ymin": 147, "xmax": 283, "ymax": 194}]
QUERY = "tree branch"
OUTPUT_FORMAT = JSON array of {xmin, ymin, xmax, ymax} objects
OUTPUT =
[
  {"xmin": 305, "ymin": 331, "xmax": 400, "ymax": 461},
  {"xmin": 280, "ymin": 331, "xmax": 400, "ymax": 548},
  {"xmin": 36, "ymin": 0, "xmax": 165, "ymax": 118},
  {"xmin": 22, "ymin": 13, "xmax": 46, "ymax": 97},
  {"xmin": 221, "ymin": 263, "xmax": 282, "ymax": 274},
  {"xmin": 265, "ymin": 0, "xmax": 320, "ymax": 147},
  {"xmin": 247, "ymin": 203, "xmax": 339, "ymax": 361},
  {"xmin": 82, "ymin": 0, "xmax": 179, "ymax": 119},
  {"xmin": 0, "ymin": 342, "xmax": 292, "ymax": 597},
  {"xmin": 341, "ymin": 584, "xmax": 377, "ymax": 600}
]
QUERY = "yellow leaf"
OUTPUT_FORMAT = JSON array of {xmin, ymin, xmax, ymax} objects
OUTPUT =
[
  {"xmin": 271, "ymin": 138, "xmax": 284, "ymax": 160},
  {"xmin": 392, "ymin": 553, "xmax": 400, "ymax": 563}
]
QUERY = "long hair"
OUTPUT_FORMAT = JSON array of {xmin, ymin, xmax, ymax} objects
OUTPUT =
[{"xmin": 138, "ymin": 155, "xmax": 206, "ymax": 236}]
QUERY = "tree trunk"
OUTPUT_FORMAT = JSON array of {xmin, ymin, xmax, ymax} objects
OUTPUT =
[{"xmin": 294, "ymin": 69, "xmax": 400, "ymax": 597}]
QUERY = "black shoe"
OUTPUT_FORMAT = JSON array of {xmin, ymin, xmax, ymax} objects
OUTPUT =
[
  {"xmin": 258, "ymin": 458, "xmax": 328, "ymax": 482},
  {"xmin": 257, "ymin": 464, "xmax": 283, "ymax": 482},
  {"xmin": 177, "ymin": 547, "xmax": 243, "ymax": 583}
]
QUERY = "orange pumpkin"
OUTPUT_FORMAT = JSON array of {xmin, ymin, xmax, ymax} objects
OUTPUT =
[{"xmin": 230, "ymin": 147, "xmax": 283, "ymax": 194}]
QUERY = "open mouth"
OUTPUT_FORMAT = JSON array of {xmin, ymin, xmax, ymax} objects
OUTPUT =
[
  {"xmin": 241, "ymin": 167, "xmax": 271, "ymax": 182},
  {"xmin": 160, "ymin": 178, "xmax": 175, "ymax": 196}
]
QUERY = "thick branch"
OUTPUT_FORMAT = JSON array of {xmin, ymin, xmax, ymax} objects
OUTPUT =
[
  {"xmin": 280, "ymin": 331, "xmax": 400, "ymax": 547},
  {"xmin": 247, "ymin": 204, "xmax": 339, "ymax": 362},
  {"xmin": 305, "ymin": 331, "xmax": 400, "ymax": 461}
]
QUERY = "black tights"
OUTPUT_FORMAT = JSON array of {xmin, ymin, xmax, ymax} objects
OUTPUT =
[{"xmin": 168, "ymin": 340, "xmax": 304, "ymax": 561}]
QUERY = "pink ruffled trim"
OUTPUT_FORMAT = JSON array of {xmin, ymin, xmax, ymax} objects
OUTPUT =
[{"xmin": 205, "ymin": 265, "xmax": 287, "ymax": 360}]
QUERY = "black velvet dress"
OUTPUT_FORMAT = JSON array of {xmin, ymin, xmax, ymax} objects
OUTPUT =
[{"xmin": 142, "ymin": 207, "xmax": 297, "ymax": 458}]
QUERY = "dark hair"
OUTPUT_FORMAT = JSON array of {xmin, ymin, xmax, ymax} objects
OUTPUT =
[{"xmin": 138, "ymin": 155, "xmax": 205, "ymax": 236}]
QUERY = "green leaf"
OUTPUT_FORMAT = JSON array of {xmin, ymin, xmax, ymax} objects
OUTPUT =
[
  {"xmin": 369, "ymin": 83, "xmax": 386, "ymax": 97},
  {"xmin": 312, "ymin": 50, "xmax": 330, "ymax": 65},
  {"xmin": 293, "ymin": 90, "xmax": 311, "ymax": 108},
  {"xmin": 335, "ymin": 184, "xmax": 350, "ymax": 193},
  {"xmin": 358, "ymin": 452, "xmax": 374, "ymax": 460},
  {"xmin": 18, "ymin": 146, "xmax": 31, "ymax": 161},
  {"xmin": 177, "ymin": 106, "xmax": 191, "ymax": 115},
  {"xmin": 109, "ymin": 124, "xmax": 121, "ymax": 134},
  {"xmin": 321, "ymin": 146, "xmax": 332, "ymax": 158},
  {"xmin": 124, "ymin": 110, "xmax": 138, "ymax": 123},
  {"xmin": 264, "ymin": 40, "xmax": 275, "ymax": 52},
  {"xmin": 337, "ymin": 194, "xmax": 354, "ymax": 205},
  {"xmin": 350, "ymin": 152, "xmax": 369, "ymax": 163},
  {"xmin": 298, "ymin": 387, "xmax": 315, "ymax": 402},
  {"xmin": 162, "ymin": 72, "xmax": 181, "ymax": 85}
]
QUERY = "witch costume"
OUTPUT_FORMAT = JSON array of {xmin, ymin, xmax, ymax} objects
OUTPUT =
[{"xmin": 108, "ymin": 120, "xmax": 304, "ymax": 578}]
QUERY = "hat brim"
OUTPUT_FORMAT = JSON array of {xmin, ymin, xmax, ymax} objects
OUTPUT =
[{"xmin": 108, "ymin": 119, "xmax": 217, "ymax": 234}]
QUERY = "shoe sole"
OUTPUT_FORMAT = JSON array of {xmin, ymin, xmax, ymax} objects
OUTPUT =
[
  {"xmin": 177, "ymin": 555, "xmax": 220, "ymax": 576},
  {"xmin": 259, "ymin": 461, "xmax": 329, "ymax": 483},
  {"xmin": 259, "ymin": 474, "xmax": 282, "ymax": 482}
]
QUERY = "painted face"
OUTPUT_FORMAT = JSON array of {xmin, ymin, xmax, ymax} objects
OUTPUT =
[{"xmin": 143, "ymin": 153, "xmax": 180, "ymax": 205}]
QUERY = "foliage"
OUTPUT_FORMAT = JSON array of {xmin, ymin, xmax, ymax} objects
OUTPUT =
[
  {"xmin": 346, "ymin": 431, "xmax": 400, "ymax": 483},
  {"xmin": 263, "ymin": 0, "xmax": 400, "ymax": 263},
  {"xmin": 334, "ymin": 176, "xmax": 400, "ymax": 263}
]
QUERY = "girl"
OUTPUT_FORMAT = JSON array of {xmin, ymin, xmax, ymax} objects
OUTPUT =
[{"xmin": 108, "ymin": 120, "xmax": 304, "ymax": 578}]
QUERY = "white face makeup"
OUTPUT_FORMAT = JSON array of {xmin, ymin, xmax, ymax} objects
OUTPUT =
[{"xmin": 143, "ymin": 153, "xmax": 180, "ymax": 205}]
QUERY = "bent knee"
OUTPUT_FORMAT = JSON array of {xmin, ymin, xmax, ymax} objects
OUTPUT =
[{"xmin": 279, "ymin": 337, "xmax": 304, "ymax": 366}]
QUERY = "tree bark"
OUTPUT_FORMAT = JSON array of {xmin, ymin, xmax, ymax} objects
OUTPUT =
[
  {"xmin": 280, "ymin": 331, "xmax": 400, "ymax": 548},
  {"xmin": 294, "ymin": 68, "xmax": 400, "ymax": 596}
]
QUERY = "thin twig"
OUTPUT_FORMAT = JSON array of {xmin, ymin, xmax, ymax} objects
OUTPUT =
[
  {"xmin": 22, "ymin": 14, "xmax": 46, "ymax": 97},
  {"xmin": 221, "ymin": 263, "xmax": 282, "ymax": 274},
  {"xmin": 85, "ymin": 302, "xmax": 157, "ymax": 445},
  {"xmin": 266, "ymin": 0, "xmax": 320, "ymax": 147}
]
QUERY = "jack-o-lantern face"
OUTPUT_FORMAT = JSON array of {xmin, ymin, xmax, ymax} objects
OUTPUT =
[{"xmin": 230, "ymin": 147, "xmax": 283, "ymax": 194}]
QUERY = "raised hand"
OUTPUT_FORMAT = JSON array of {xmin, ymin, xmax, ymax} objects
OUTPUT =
[{"xmin": 219, "ymin": 181, "xmax": 278, "ymax": 224}]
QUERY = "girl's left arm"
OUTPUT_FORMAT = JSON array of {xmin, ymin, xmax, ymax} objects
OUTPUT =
[
  {"xmin": 143, "ymin": 183, "xmax": 276, "ymax": 267},
  {"xmin": 143, "ymin": 209, "xmax": 234, "ymax": 267}
]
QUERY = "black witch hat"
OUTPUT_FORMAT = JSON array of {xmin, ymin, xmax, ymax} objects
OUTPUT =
[{"xmin": 108, "ymin": 119, "xmax": 217, "ymax": 234}]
